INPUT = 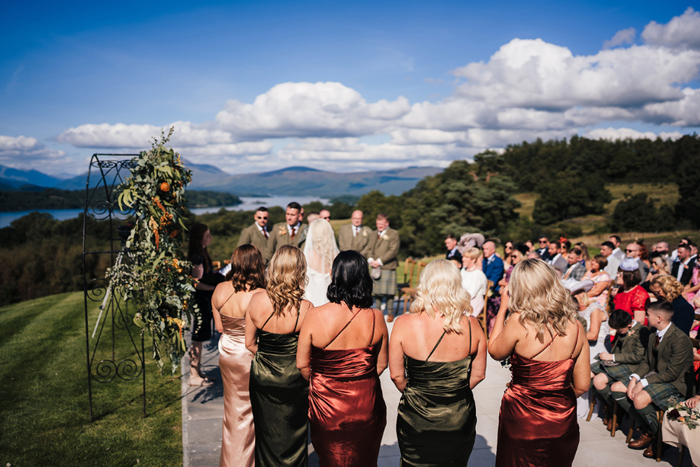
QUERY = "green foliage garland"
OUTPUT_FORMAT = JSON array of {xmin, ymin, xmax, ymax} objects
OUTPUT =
[{"xmin": 107, "ymin": 128, "xmax": 196, "ymax": 373}]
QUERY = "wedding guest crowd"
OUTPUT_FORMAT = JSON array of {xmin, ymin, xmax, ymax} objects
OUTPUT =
[{"xmin": 186, "ymin": 203, "xmax": 700, "ymax": 466}]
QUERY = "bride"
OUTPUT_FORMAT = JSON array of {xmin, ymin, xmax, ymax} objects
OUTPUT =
[{"xmin": 303, "ymin": 219, "xmax": 340, "ymax": 306}]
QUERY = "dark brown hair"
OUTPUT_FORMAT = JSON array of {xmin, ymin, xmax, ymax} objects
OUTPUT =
[{"xmin": 226, "ymin": 244, "xmax": 266, "ymax": 292}]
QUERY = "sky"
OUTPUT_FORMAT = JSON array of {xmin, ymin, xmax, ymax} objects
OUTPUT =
[{"xmin": 1, "ymin": 0, "xmax": 699, "ymax": 177}]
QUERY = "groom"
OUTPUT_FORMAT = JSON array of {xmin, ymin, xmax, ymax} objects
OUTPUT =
[
  {"xmin": 267, "ymin": 202, "xmax": 308, "ymax": 257},
  {"xmin": 367, "ymin": 213, "xmax": 400, "ymax": 322}
]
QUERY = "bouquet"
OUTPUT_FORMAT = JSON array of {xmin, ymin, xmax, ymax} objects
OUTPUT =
[{"xmin": 667, "ymin": 401, "xmax": 700, "ymax": 430}]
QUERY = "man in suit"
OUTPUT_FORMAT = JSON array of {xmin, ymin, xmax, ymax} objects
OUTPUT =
[
  {"xmin": 671, "ymin": 244, "xmax": 696, "ymax": 286},
  {"xmin": 600, "ymin": 241, "xmax": 621, "ymax": 277},
  {"xmin": 237, "ymin": 206, "xmax": 271, "ymax": 261},
  {"xmin": 563, "ymin": 248, "xmax": 586, "ymax": 281},
  {"xmin": 537, "ymin": 236, "xmax": 551, "ymax": 261},
  {"xmin": 614, "ymin": 301, "xmax": 694, "ymax": 457},
  {"xmin": 338, "ymin": 210, "xmax": 372, "ymax": 256},
  {"xmin": 625, "ymin": 242, "xmax": 650, "ymax": 282},
  {"xmin": 482, "ymin": 241, "xmax": 504, "ymax": 292},
  {"xmin": 592, "ymin": 309, "xmax": 649, "ymax": 431},
  {"xmin": 547, "ymin": 241, "xmax": 568, "ymax": 277},
  {"xmin": 445, "ymin": 233, "xmax": 462, "ymax": 268},
  {"xmin": 267, "ymin": 202, "xmax": 308, "ymax": 256},
  {"xmin": 367, "ymin": 213, "xmax": 400, "ymax": 322}
]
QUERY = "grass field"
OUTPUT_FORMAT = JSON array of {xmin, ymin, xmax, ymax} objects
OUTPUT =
[{"xmin": 0, "ymin": 292, "xmax": 183, "ymax": 467}]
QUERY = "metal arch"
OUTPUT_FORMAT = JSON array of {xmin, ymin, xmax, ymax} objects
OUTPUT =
[{"xmin": 82, "ymin": 154, "xmax": 148, "ymax": 422}]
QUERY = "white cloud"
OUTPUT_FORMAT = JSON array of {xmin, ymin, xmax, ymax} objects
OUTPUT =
[
  {"xmin": 215, "ymin": 82, "xmax": 410, "ymax": 139},
  {"xmin": 642, "ymin": 7, "xmax": 700, "ymax": 50},
  {"xmin": 641, "ymin": 87, "xmax": 700, "ymax": 126},
  {"xmin": 604, "ymin": 27, "xmax": 636, "ymax": 49},
  {"xmin": 451, "ymin": 38, "xmax": 700, "ymax": 109},
  {"xmin": 584, "ymin": 127, "xmax": 684, "ymax": 141},
  {"xmin": 0, "ymin": 135, "xmax": 66, "ymax": 167}
]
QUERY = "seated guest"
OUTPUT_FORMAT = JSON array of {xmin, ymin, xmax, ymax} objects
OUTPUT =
[
  {"xmin": 482, "ymin": 240, "xmax": 505, "ymax": 333},
  {"xmin": 662, "ymin": 394, "xmax": 700, "ymax": 466},
  {"xmin": 499, "ymin": 245, "xmax": 525, "ymax": 288},
  {"xmin": 524, "ymin": 240, "xmax": 535, "ymax": 255},
  {"xmin": 673, "ymin": 243, "xmax": 697, "ymax": 286},
  {"xmin": 563, "ymin": 248, "xmax": 586, "ymax": 281},
  {"xmin": 591, "ymin": 309, "xmax": 648, "ymax": 432},
  {"xmin": 560, "ymin": 238, "xmax": 572, "ymax": 256},
  {"xmin": 615, "ymin": 300, "xmax": 694, "ymax": 458},
  {"xmin": 445, "ymin": 233, "xmax": 462, "ymax": 268},
  {"xmin": 582, "ymin": 255, "xmax": 611, "ymax": 308},
  {"xmin": 547, "ymin": 241, "xmax": 568, "ymax": 277},
  {"xmin": 646, "ymin": 251, "xmax": 671, "ymax": 284},
  {"xmin": 650, "ymin": 275, "xmax": 695, "ymax": 335},
  {"xmin": 575, "ymin": 242, "xmax": 591, "ymax": 270},
  {"xmin": 503, "ymin": 241, "xmax": 514, "ymax": 268},
  {"xmin": 626, "ymin": 242, "xmax": 650, "ymax": 282},
  {"xmin": 600, "ymin": 241, "xmax": 621, "ymax": 277},
  {"xmin": 537, "ymin": 236, "xmax": 550, "ymax": 260},
  {"xmin": 461, "ymin": 248, "xmax": 488, "ymax": 317},
  {"xmin": 612, "ymin": 258, "xmax": 649, "ymax": 324}
]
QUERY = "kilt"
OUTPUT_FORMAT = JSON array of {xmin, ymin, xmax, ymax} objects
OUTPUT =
[
  {"xmin": 599, "ymin": 362, "xmax": 634, "ymax": 382},
  {"xmin": 373, "ymin": 268, "xmax": 396, "ymax": 296},
  {"xmin": 643, "ymin": 382, "xmax": 682, "ymax": 411}
]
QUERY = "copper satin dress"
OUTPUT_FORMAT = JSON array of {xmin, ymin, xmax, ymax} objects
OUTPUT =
[
  {"xmin": 308, "ymin": 309, "xmax": 386, "ymax": 466},
  {"xmin": 496, "ymin": 327, "xmax": 580, "ymax": 467},
  {"xmin": 218, "ymin": 315, "xmax": 255, "ymax": 467},
  {"xmin": 397, "ymin": 325, "xmax": 476, "ymax": 466},
  {"xmin": 250, "ymin": 312, "xmax": 309, "ymax": 467}
]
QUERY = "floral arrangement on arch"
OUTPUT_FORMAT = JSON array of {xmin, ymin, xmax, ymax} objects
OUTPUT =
[{"xmin": 106, "ymin": 127, "xmax": 197, "ymax": 373}]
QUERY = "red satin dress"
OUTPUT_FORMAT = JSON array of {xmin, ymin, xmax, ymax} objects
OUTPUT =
[
  {"xmin": 308, "ymin": 309, "xmax": 387, "ymax": 467},
  {"xmin": 496, "ymin": 326, "xmax": 580, "ymax": 467}
]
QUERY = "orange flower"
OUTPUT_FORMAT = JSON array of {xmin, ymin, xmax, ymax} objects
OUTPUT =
[{"xmin": 160, "ymin": 182, "xmax": 170, "ymax": 192}]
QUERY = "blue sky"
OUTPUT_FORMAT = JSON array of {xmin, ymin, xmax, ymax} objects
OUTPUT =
[{"xmin": 1, "ymin": 1, "xmax": 699, "ymax": 176}]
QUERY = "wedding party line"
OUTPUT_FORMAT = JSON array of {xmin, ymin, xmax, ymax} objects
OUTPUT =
[{"xmin": 186, "ymin": 201, "xmax": 700, "ymax": 467}]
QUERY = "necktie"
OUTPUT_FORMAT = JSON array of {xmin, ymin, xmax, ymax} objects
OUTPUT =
[
  {"xmin": 354, "ymin": 227, "xmax": 358, "ymax": 237},
  {"xmin": 654, "ymin": 334, "xmax": 660, "ymax": 348},
  {"xmin": 291, "ymin": 227, "xmax": 297, "ymax": 239},
  {"xmin": 262, "ymin": 228, "xmax": 268, "ymax": 239}
]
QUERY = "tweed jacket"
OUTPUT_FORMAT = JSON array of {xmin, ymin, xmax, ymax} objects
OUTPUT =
[
  {"xmin": 238, "ymin": 223, "xmax": 271, "ymax": 260},
  {"xmin": 635, "ymin": 323, "xmax": 695, "ymax": 398},
  {"xmin": 610, "ymin": 322, "xmax": 648, "ymax": 369},
  {"xmin": 338, "ymin": 223, "xmax": 373, "ymax": 256},
  {"xmin": 267, "ymin": 222, "xmax": 308, "ymax": 256},
  {"xmin": 366, "ymin": 227, "xmax": 400, "ymax": 270}
]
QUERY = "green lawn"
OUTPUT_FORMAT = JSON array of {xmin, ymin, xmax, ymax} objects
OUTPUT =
[{"xmin": 0, "ymin": 292, "xmax": 183, "ymax": 467}]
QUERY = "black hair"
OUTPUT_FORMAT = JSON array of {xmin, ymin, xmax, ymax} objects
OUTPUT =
[
  {"xmin": 446, "ymin": 233, "xmax": 457, "ymax": 241},
  {"xmin": 256, "ymin": 206, "xmax": 268, "ymax": 212},
  {"xmin": 601, "ymin": 241, "xmax": 615, "ymax": 249},
  {"xmin": 326, "ymin": 251, "xmax": 373, "ymax": 309},
  {"xmin": 610, "ymin": 235, "xmax": 621, "ymax": 245},
  {"xmin": 287, "ymin": 201, "xmax": 302, "ymax": 211},
  {"xmin": 647, "ymin": 300, "xmax": 674, "ymax": 316},
  {"xmin": 608, "ymin": 309, "xmax": 632, "ymax": 329}
]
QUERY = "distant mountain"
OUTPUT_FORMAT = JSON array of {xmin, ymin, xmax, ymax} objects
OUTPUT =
[
  {"xmin": 191, "ymin": 166, "xmax": 443, "ymax": 196},
  {"xmin": 4, "ymin": 161, "xmax": 442, "ymax": 197},
  {"xmin": 0, "ymin": 165, "xmax": 65, "ymax": 190}
]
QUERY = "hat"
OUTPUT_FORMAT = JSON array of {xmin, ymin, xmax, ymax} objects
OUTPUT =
[
  {"xmin": 619, "ymin": 258, "xmax": 639, "ymax": 272},
  {"xmin": 562, "ymin": 279, "xmax": 594, "ymax": 293}
]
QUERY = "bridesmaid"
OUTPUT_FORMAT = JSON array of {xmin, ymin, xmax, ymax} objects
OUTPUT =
[
  {"xmin": 488, "ymin": 259, "xmax": 590, "ymax": 467},
  {"xmin": 389, "ymin": 259, "xmax": 487, "ymax": 466},
  {"xmin": 245, "ymin": 245, "xmax": 312, "ymax": 467},
  {"xmin": 297, "ymin": 251, "xmax": 389, "ymax": 466},
  {"xmin": 212, "ymin": 244, "xmax": 266, "ymax": 467}
]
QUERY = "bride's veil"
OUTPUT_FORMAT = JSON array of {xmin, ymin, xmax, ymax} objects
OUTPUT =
[{"xmin": 304, "ymin": 219, "xmax": 339, "ymax": 275}]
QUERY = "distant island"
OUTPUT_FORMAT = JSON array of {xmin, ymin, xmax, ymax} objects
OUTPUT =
[{"xmin": 0, "ymin": 188, "xmax": 241, "ymax": 212}]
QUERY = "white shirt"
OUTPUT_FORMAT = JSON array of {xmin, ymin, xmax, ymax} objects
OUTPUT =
[
  {"xmin": 676, "ymin": 257, "xmax": 692, "ymax": 282},
  {"xmin": 287, "ymin": 222, "xmax": 301, "ymax": 235}
]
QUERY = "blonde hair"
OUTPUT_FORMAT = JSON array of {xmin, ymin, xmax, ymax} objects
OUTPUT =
[
  {"xmin": 508, "ymin": 259, "xmax": 578, "ymax": 343},
  {"xmin": 409, "ymin": 260, "xmax": 471, "ymax": 333},
  {"xmin": 266, "ymin": 245, "xmax": 306, "ymax": 317},
  {"xmin": 463, "ymin": 247, "xmax": 482, "ymax": 261},
  {"xmin": 652, "ymin": 257, "xmax": 670, "ymax": 275},
  {"xmin": 651, "ymin": 274, "xmax": 685, "ymax": 302}
]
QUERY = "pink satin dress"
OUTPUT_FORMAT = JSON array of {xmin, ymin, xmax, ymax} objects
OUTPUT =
[
  {"xmin": 496, "ymin": 326, "xmax": 580, "ymax": 467},
  {"xmin": 308, "ymin": 309, "xmax": 386, "ymax": 466},
  {"xmin": 219, "ymin": 315, "xmax": 255, "ymax": 467}
]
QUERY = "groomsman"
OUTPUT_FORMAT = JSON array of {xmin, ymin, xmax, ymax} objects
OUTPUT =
[
  {"xmin": 338, "ymin": 210, "xmax": 372, "ymax": 256},
  {"xmin": 367, "ymin": 213, "xmax": 400, "ymax": 322},
  {"xmin": 445, "ymin": 234, "xmax": 462, "ymax": 268},
  {"xmin": 268, "ymin": 202, "xmax": 308, "ymax": 255},
  {"xmin": 238, "ymin": 207, "xmax": 271, "ymax": 260}
]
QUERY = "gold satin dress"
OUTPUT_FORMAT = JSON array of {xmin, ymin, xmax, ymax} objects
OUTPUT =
[{"xmin": 218, "ymin": 315, "xmax": 255, "ymax": 467}]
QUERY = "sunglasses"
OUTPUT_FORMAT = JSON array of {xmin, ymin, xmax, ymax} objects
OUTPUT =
[
  {"xmin": 255, "ymin": 216, "xmax": 268, "ymax": 220},
  {"xmin": 625, "ymin": 249, "xmax": 637, "ymax": 253}
]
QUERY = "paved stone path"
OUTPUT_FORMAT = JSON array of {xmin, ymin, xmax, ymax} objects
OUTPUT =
[{"xmin": 181, "ymin": 322, "xmax": 691, "ymax": 467}]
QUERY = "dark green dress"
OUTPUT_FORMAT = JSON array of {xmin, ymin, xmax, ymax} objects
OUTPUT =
[
  {"xmin": 396, "ymin": 326, "xmax": 476, "ymax": 467},
  {"xmin": 250, "ymin": 312, "xmax": 309, "ymax": 466}
]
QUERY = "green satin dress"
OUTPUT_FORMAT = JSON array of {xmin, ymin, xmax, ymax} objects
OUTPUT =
[
  {"xmin": 396, "ymin": 326, "xmax": 476, "ymax": 467},
  {"xmin": 250, "ymin": 311, "xmax": 309, "ymax": 467}
]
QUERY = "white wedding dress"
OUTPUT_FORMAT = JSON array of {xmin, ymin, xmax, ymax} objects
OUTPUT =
[{"xmin": 303, "ymin": 219, "xmax": 339, "ymax": 307}]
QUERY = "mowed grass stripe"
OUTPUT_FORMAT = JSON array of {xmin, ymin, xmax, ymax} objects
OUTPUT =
[{"xmin": 1, "ymin": 291, "xmax": 182, "ymax": 467}]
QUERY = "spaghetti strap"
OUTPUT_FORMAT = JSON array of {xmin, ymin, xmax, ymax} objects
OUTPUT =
[
  {"xmin": 569, "ymin": 321, "xmax": 580, "ymax": 359},
  {"xmin": 426, "ymin": 330, "xmax": 447, "ymax": 362},
  {"xmin": 218, "ymin": 290, "xmax": 236, "ymax": 311},
  {"xmin": 324, "ymin": 308, "xmax": 362, "ymax": 349},
  {"xmin": 468, "ymin": 318, "xmax": 472, "ymax": 357},
  {"xmin": 261, "ymin": 311, "xmax": 275, "ymax": 331},
  {"xmin": 293, "ymin": 309, "xmax": 300, "ymax": 333},
  {"xmin": 531, "ymin": 332, "xmax": 558, "ymax": 359},
  {"xmin": 368, "ymin": 310, "xmax": 376, "ymax": 347}
]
